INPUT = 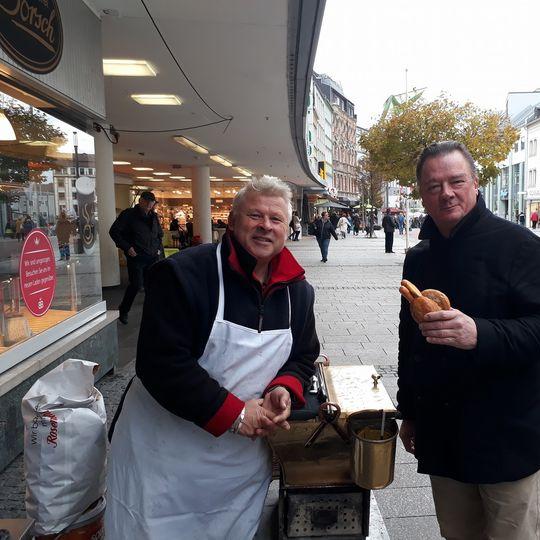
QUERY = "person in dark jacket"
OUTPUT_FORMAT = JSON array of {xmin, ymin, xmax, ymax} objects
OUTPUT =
[
  {"xmin": 381, "ymin": 209, "xmax": 396, "ymax": 253},
  {"xmin": 105, "ymin": 176, "xmax": 319, "ymax": 539},
  {"xmin": 313, "ymin": 211, "xmax": 338, "ymax": 262},
  {"xmin": 398, "ymin": 141, "xmax": 540, "ymax": 540},
  {"xmin": 109, "ymin": 191, "xmax": 163, "ymax": 324}
]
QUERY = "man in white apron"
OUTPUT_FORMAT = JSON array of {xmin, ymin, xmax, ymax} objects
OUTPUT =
[{"xmin": 106, "ymin": 176, "xmax": 320, "ymax": 539}]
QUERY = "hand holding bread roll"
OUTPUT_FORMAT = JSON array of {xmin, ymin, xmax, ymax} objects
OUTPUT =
[{"xmin": 399, "ymin": 279, "xmax": 451, "ymax": 323}]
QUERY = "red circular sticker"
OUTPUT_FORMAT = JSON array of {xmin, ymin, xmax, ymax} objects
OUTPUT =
[{"xmin": 19, "ymin": 230, "xmax": 57, "ymax": 317}]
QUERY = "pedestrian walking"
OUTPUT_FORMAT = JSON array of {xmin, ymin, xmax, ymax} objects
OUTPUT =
[
  {"xmin": 398, "ymin": 141, "xmax": 540, "ymax": 540},
  {"xmin": 382, "ymin": 209, "xmax": 396, "ymax": 253},
  {"xmin": 337, "ymin": 212, "xmax": 349, "ymax": 239},
  {"xmin": 291, "ymin": 210, "xmax": 301, "ymax": 241},
  {"xmin": 21, "ymin": 215, "xmax": 34, "ymax": 241},
  {"xmin": 55, "ymin": 211, "xmax": 73, "ymax": 260},
  {"xmin": 531, "ymin": 210, "xmax": 538, "ymax": 229},
  {"xmin": 105, "ymin": 176, "xmax": 319, "ymax": 539},
  {"xmin": 329, "ymin": 211, "xmax": 339, "ymax": 229},
  {"xmin": 397, "ymin": 212, "xmax": 405, "ymax": 235},
  {"xmin": 519, "ymin": 211, "xmax": 526, "ymax": 226},
  {"xmin": 313, "ymin": 211, "xmax": 338, "ymax": 262},
  {"xmin": 109, "ymin": 191, "xmax": 163, "ymax": 325},
  {"xmin": 352, "ymin": 214, "xmax": 361, "ymax": 236}
]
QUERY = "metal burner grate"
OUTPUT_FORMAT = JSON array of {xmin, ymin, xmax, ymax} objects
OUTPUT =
[{"xmin": 286, "ymin": 492, "xmax": 363, "ymax": 537}]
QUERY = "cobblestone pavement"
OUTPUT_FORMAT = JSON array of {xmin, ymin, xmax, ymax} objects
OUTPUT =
[{"xmin": 0, "ymin": 230, "xmax": 444, "ymax": 539}]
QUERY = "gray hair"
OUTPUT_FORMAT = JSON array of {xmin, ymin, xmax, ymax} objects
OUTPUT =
[
  {"xmin": 231, "ymin": 175, "xmax": 293, "ymax": 222},
  {"xmin": 416, "ymin": 141, "xmax": 477, "ymax": 183}
]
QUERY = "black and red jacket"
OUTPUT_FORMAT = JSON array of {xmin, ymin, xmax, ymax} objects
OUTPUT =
[{"xmin": 135, "ymin": 232, "xmax": 319, "ymax": 437}]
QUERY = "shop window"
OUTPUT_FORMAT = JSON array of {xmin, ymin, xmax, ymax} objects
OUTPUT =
[{"xmin": 0, "ymin": 87, "xmax": 100, "ymax": 366}]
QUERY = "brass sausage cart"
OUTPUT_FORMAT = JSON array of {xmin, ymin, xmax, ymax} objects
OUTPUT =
[{"xmin": 269, "ymin": 359, "xmax": 397, "ymax": 539}]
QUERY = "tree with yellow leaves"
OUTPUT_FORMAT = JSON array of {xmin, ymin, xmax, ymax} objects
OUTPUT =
[{"xmin": 360, "ymin": 97, "xmax": 518, "ymax": 188}]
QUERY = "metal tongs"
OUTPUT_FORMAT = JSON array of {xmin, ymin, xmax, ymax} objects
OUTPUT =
[{"xmin": 304, "ymin": 402, "xmax": 349, "ymax": 448}]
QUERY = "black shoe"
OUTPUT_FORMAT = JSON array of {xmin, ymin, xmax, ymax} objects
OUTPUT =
[
  {"xmin": 118, "ymin": 312, "xmax": 128, "ymax": 325},
  {"xmin": 323, "ymin": 258, "xmax": 327, "ymax": 262}
]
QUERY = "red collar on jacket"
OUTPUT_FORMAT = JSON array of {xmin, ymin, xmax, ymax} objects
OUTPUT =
[{"xmin": 224, "ymin": 231, "xmax": 305, "ymax": 295}]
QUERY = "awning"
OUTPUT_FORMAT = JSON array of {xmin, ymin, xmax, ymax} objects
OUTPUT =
[{"xmin": 314, "ymin": 199, "xmax": 350, "ymax": 209}]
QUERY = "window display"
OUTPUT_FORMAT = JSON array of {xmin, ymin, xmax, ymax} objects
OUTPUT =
[{"xmin": 0, "ymin": 87, "xmax": 101, "ymax": 362}]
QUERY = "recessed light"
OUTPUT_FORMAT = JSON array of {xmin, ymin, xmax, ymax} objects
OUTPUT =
[
  {"xmin": 136, "ymin": 176, "xmax": 153, "ymax": 180},
  {"xmin": 153, "ymin": 172, "xmax": 171, "ymax": 176},
  {"xmin": 170, "ymin": 176, "xmax": 186, "ymax": 179},
  {"xmin": 113, "ymin": 161, "xmax": 131, "ymax": 165},
  {"xmin": 210, "ymin": 155, "xmax": 233, "ymax": 167},
  {"xmin": 131, "ymin": 94, "xmax": 182, "ymax": 106},
  {"xmin": 233, "ymin": 167, "xmax": 252, "ymax": 176},
  {"xmin": 103, "ymin": 59, "xmax": 156, "ymax": 77},
  {"xmin": 173, "ymin": 136, "xmax": 208, "ymax": 154},
  {"xmin": 133, "ymin": 167, "xmax": 154, "ymax": 171},
  {"xmin": 233, "ymin": 176, "xmax": 249, "ymax": 180},
  {"xmin": 210, "ymin": 179, "xmax": 223, "ymax": 182},
  {"xmin": 147, "ymin": 179, "xmax": 164, "ymax": 182}
]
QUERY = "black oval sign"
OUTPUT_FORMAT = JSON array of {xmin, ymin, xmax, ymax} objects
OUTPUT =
[{"xmin": 0, "ymin": 0, "xmax": 63, "ymax": 74}]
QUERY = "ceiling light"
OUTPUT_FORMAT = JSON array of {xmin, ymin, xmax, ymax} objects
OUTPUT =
[
  {"xmin": 0, "ymin": 112, "xmax": 16, "ymax": 140},
  {"xmin": 210, "ymin": 179, "xmax": 223, "ymax": 182},
  {"xmin": 113, "ymin": 161, "xmax": 131, "ymax": 165},
  {"xmin": 173, "ymin": 136, "xmax": 208, "ymax": 154},
  {"xmin": 131, "ymin": 94, "xmax": 182, "ymax": 106},
  {"xmin": 210, "ymin": 155, "xmax": 232, "ymax": 167},
  {"xmin": 136, "ymin": 176, "xmax": 153, "ymax": 180},
  {"xmin": 170, "ymin": 176, "xmax": 185, "ymax": 179},
  {"xmin": 103, "ymin": 59, "xmax": 156, "ymax": 77},
  {"xmin": 233, "ymin": 167, "xmax": 252, "ymax": 176},
  {"xmin": 233, "ymin": 176, "xmax": 249, "ymax": 180},
  {"xmin": 133, "ymin": 167, "xmax": 154, "ymax": 171},
  {"xmin": 153, "ymin": 172, "xmax": 171, "ymax": 176},
  {"xmin": 147, "ymin": 179, "xmax": 164, "ymax": 182},
  {"xmin": 210, "ymin": 176, "xmax": 217, "ymax": 179},
  {"xmin": 20, "ymin": 140, "xmax": 56, "ymax": 146}
]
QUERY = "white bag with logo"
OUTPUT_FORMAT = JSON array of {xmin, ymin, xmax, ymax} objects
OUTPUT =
[{"xmin": 21, "ymin": 359, "xmax": 107, "ymax": 535}]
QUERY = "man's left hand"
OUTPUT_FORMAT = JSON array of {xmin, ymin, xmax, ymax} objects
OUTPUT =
[
  {"xmin": 260, "ymin": 387, "xmax": 291, "ymax": 434},
  {"xmin": 419, "ymin": 308, "xmax": 477, "ymax": 350}
]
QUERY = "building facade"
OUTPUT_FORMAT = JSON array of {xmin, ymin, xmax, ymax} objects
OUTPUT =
[
  {"xmin": 306, "ymin": 78, "xmax": 333, "ymax": 189},
  {"xmin": 314, "ymin": 73, "xmax": 359, "ymax": 203},
  {"xmin": 485, "ymin": 92, "xmax": 540, "ymax": 223}
]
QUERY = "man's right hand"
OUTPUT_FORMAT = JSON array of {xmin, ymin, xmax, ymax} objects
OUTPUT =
[
  {"xmin": 399, "ymin": 419, "xmax": 416, "ymax": 454},
  {"xmin": 127, "ymin": 247, "xmax": 137, "ymax": 257},
  {"xmin": 237, "ymin": 398, "xmax": 278, "ymax": 438}
]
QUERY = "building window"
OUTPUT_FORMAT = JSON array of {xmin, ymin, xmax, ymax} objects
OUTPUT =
[
  {"xmin": 521, "ymin": 140, "xmax": 525, "ymax": 150},
  {"xmin": 529, "ymin": 139, "xmax": 538, "ymax": 157},
  {"xmin": 529, "ymin": 169, "xmax": 537, "ymax": 188}
]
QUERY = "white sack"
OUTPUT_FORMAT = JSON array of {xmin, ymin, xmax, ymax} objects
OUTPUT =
[{"xmin": 22, "ymin": 359, "xmax": 107, "ymax": 535}]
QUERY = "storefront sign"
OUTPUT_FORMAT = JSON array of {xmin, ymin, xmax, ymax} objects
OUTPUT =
[
  {"xmin": 19, "ymin": 229, "xmax": 56, "ymax": 317},
  {"xmin": 0, "ymin": 0, "xmax": 63, "ymax": 74}
]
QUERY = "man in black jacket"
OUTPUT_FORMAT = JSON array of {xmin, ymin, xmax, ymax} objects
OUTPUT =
[
  {"xmin": 314, "ymin": 211, "xmax": 338, "ymax": 262},
  {"xmin": 398, "ymin": 141, "xmax": 540, "ymax": 539},
  {"xmin": 109, "ymin": 191, "xmax": 163, "ymax": 324},
  {"xmin": 381, "ymin": 209, "xmax": 396, "ymax": 253}
]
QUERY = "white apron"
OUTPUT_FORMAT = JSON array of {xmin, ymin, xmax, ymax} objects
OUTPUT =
[{"xmin": 105, "ymin": 243, "xmax": 293, "ymax": 539}]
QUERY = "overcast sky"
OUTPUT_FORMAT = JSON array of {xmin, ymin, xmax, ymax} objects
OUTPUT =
[{"xmin": 314, "ymin": 0, "xmax": 540, "ymax": 128}]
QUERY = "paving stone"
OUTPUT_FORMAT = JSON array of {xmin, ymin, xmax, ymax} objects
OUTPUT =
[
  {"xmin": 384, "ymin": 516, "xmax": 443, "ymax": 540},
  {"xmin": 374, "ymin": 486, "xmax": 437, "ymax": 518}
]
